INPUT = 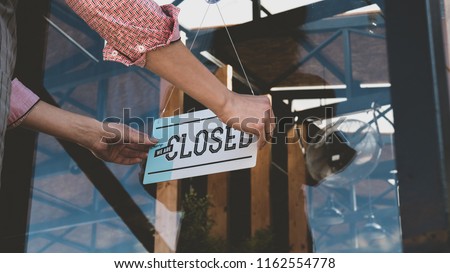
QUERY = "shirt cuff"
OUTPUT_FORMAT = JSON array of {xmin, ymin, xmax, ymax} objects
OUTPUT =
[{"xmin": 8, "ymin": 78, "xmax": 40, "ymax": 128}]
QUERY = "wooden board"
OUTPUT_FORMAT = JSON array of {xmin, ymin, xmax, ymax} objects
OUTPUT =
[
  {"xmin": 207, "ymin": 65, "xmax": 233, "ymax": 239},
  {"xmin": 154, "ymin": 80, "xmax": 184, "ymax": 253},
  {"xmin": 250, "ymin": 141, "xmax": 272, "ymax": 236},
  {"xmin": 287, "ymin": 124, "xmax": 310, "ymax": 252}
]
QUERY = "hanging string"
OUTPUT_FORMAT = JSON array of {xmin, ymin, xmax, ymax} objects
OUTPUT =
[
  {"xmin": 189, "ymin": 4, "xmax": 211, "ymax": 51},
  {"xmin": 215, "ymin": 3, "xmax": 255, "ymax": 95},
  {"xmin": 161, "ymin": 2, "xmax": 256, "ymax": 116}
]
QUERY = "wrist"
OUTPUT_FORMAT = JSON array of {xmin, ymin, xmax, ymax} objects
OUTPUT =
[
  {"xmin": 210, "ymin": 87, "xmax": 233, "ymax": 116},
  {"xmin": 72, "ymin": 116, "xmax": 103, "ymax": 150}
]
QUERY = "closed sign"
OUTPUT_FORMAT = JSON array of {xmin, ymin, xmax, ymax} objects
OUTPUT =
[{"xmin": 143, "ymin": 109, "xmax": 257, "ymax": 184}]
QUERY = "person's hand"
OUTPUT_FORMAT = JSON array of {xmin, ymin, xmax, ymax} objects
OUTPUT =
[
  {"xmin": 142, "ymin": 41, "xmax": 275, "ymax": 148},
  {"xmin": 89, "ymin": 122, "xmax": 157, "ymax": 165},
  {"xmin": 217, "ymin": 92, "xmax": 275, "ymax": 149},
  {"xmin": 19, "ymin": 100, "xmax": 156, "ymax": 165}
]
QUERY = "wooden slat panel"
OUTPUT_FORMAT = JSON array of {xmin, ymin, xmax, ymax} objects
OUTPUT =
[
  {"xmin": 154, "ymin": 80, "xmax": 184, "ymax": 253},
  {"xmin": 207, "ymin": 65, "xmax": 233, "ymax": 239},
  {"xmin": 250, "ymin": 141, "xmax": 272, "ymax": 236},
  {"xmin": 287, "ymin": 125, "xmax": 309, "ymax": 252},
  {"xmin": 207, "ymin": 171, "xmax": 230, "ymax": 239}
]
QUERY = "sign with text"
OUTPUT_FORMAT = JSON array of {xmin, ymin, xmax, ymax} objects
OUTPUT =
[{"xmin": 143, "ymin": 109, "xmax": 257, "ymax": 184}]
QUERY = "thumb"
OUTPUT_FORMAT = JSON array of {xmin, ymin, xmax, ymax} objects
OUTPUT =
[{"xmin": 125, "ymin": 126, "xmax": 158, "ymax": 145}]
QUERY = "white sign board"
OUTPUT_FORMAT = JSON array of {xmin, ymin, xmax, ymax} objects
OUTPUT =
[{"xmin": 143, "ymin": 109, "xmax": 257, "ymax": 184}]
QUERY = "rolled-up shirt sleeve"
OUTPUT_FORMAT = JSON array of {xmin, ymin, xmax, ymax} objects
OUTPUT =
[
  {"xmin": 66, "ymin": 0, "xmax": 181, "ymax": 67},
  {"xmin": 8, "ymin": 79, "xmax": 40, "ymax": 128}
]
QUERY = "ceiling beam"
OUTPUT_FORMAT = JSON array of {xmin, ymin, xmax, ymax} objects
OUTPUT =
[{"xmin": 212, "ymin": 0, "xmax": 374, "ymax": 44}]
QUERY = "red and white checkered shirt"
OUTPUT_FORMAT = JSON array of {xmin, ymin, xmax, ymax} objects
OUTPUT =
[
  {"xmin": 66, "ymin": 0, "xmax": 181, "ymax": 67},
  {"xmin": 8, "ymin": 79, "xmax": 40, "ymax": 128}
]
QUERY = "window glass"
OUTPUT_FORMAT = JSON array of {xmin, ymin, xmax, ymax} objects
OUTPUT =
[{"xmin": 26, "ymin": 0, "xmax": 402, "ymax": 253}]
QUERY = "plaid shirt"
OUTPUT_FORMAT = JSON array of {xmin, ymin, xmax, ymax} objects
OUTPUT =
[
  {"xmin": 8, "ymin": 79, "xmax": 40, "ymax": 128},
  {"xmin": 66, "ymin": 0, "xmax": 181, "ymax": 67}
]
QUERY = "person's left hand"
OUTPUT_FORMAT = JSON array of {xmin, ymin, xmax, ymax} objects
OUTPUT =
[{"xmin": 89, "ymin": 122, "xmax": 157, "ymax": 165}]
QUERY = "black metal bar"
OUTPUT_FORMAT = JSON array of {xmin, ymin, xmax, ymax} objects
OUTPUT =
[
  {"xmin": 385, "ymin": 0, "xmax": 450, "ymax": 252},
  {"xmin": 258, "ymin": 3, "xmax": 271, "ymax": 16},
  {"xmin": 0, "ymin": 128, "xmax": 37, "ymax": 252},
  {"xmin": 0, "ymin": 1, "xmax": 51, "ymax": 253},
  {"xmin": 252, "ymin": 0, "xmax": 261, "ymax": 21}
]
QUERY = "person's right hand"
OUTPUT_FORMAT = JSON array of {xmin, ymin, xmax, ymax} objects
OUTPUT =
[
  {"xmin": 141, "ymin": 40, "xmax": 275, "ymax": 147},
  {"xmin": 216, "ymin": 92, "xmax": 275, "ymax": 149}
]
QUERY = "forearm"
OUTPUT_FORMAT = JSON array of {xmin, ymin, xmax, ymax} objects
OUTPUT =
[
  {"xmin": 21, "ymin": 101, "xmax": 102, "ymax": 150},
  {"xmin": 144, "ymin": 40, "xmax": 274, "ymax": 147},
  {"xmin": 145, "ymin": 40, "xmax": 230, "ymax": 114}
]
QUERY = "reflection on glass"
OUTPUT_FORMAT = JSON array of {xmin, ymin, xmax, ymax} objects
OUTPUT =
[
  {"xmin": 306, "ymin": 107, "xmax": 401, "ymax": 252},
  {"xmin": 300, "ymin": 2, "xmax": 402, "ymax": 252},
  {"xmin": 312, "ymin": 194, "xmax": 344, "ymax": 226},
  {"xmin": 306, "ymin": 118, "xmax": 382, "ymax": 188},
  {"xmin": 360, "ymin": 213, "xmax": 386, "ymax": 241}
]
